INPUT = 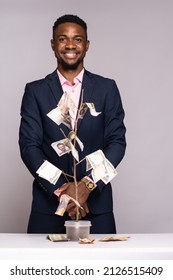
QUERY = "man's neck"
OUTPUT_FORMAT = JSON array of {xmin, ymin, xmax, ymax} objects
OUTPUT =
[{"xmin": 57, "ymin": 65, "xmax": 84, "ymax": 85}]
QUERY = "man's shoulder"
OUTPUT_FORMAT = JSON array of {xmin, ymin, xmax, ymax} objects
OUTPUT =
[
  {"xmin": 84, "ymin": 70, "xmax": 117, "ymax": 91},
  {"xmin": 26, "ymin": 70, "xmax": 57, "ymax": 87},
  {"xmin": 85, "ymin": 69, "xmax": 115, "ymax": 83}
]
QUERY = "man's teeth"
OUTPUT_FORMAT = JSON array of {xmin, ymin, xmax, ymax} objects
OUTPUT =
[{"xmin": 65, "ymin": 53, "xmax": 77, "ymax": 58}]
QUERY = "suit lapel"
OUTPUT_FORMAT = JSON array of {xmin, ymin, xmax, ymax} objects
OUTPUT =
[
  {"xmin": 46, "ymin": 70, "xmax": 63, "ymax": 104},
  {"xmin": 82, "ymin": 70, "xmax": 95, "ymax": 103},
  {"xmin": 77, "ymin": 70, "xmax": 95, "ymax": 130}
]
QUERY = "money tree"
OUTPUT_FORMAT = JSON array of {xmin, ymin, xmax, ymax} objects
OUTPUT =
[{"xmin": 36, "ymin": 90, "xmax": 117, "ymax": 220}]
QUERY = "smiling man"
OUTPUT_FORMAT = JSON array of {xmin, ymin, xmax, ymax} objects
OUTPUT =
[
  {"xmin": 19, "ymin": 15, "xmax": 126, "ymax": 234},
  {"xmin": 51, "ymin": 19, "xmax": 90, "ymax": 76}
]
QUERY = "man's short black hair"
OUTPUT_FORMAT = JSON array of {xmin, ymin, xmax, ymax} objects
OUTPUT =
[{"xmin": 53, "ymin": 14, "xmax": 88, "ymax": 39}]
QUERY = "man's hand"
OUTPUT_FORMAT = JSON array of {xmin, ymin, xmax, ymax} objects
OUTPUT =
[
  {"xmin": 56, "ymin": 181, "xmax": 90, "ymax": 218},
  {"xmin": 67, "ymin": 202, "xmax": 89, "ymax": 220}
]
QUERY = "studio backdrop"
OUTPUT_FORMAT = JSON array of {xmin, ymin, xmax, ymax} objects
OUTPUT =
[{"xmin": 0, "ymin": 0, "xmax": 173, "ymax": 233}]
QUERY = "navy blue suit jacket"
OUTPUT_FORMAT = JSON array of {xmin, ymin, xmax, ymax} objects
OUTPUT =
[{"xmin": 19, "ymin": 69, "xmax": 126, "ymax": 216}]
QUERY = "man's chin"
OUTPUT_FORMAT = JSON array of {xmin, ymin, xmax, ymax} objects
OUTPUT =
[{"xmin": 60, "ymin": 60, "xmax": 81, "ymax": 70}]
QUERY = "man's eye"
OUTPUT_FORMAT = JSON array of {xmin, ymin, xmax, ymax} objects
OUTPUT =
[
  {"xmin": 59, "ymin": 37, "xmax": 66, "ymax": 42},
  {"xmin": 75, "ymin": 38, "xmax": 82, "ymax": 43}
]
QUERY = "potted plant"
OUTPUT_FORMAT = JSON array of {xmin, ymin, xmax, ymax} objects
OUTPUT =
[{"xmin": 37, "ymin": 90, "xmax": 117, "ymax": 240}]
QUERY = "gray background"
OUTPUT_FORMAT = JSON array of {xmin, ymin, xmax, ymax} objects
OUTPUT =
[{"xmin": 0, "ymin": 0, "xmax": 173, "ymax": 233}]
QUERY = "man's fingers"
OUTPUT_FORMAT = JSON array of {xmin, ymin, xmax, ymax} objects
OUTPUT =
[
  {"xmin": 79, "ymin": 208, "xmax": 87, "ymax": 217},
  {"xmin": 55, "ymin": 183, "xmax": 70, "ymax": 195},
  {"xmin": 83, "ymin": 202, "xmax": 89, "ymax": 214},
  {"xmin": 66, "ymin": 201, "xmax": 75, "ymax": 212}
]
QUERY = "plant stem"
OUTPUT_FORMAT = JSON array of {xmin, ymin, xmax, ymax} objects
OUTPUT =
[{"xmin": 73, "ymin": 90, "xmax": 84, "ymax": 221}]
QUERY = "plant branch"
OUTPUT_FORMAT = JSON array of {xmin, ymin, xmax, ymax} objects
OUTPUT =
[{"xmin": 72, "ymin": 89, "xmax": 84, "ymax": 221}]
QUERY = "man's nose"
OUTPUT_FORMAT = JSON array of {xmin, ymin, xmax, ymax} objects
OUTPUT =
[{"xmin": 65, "ymin": 39, "xmax": 76, "ymax": 48}]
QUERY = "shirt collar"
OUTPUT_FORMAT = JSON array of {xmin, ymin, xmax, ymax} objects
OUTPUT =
[{"xmin": 57, "ymin": 68, "xmax": 84, "ymax": 86}]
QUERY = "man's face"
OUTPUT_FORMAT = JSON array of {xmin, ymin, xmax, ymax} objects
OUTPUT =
[{"xmin": 51, "ymin": 22, "xmax": 90, "ymax": 70}]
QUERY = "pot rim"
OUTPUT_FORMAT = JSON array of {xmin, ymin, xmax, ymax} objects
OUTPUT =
[{"xmin": 65, "ymin": 220, "xmax": 91, "ymax": 227}]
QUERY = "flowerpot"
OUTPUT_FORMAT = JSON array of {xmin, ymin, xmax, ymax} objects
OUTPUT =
[{"xmin": 65, "ymin": 220, "xmax": 92, "ymax": 241}]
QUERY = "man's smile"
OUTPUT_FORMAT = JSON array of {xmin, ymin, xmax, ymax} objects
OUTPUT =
[{"xmin": 63, "ymin": 52, "xmax": 78, "ymax": 59}]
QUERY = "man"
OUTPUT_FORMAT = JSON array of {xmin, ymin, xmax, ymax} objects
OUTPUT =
[{"xmin": 19, "ymin": 14, "xmax": 126, "ymax": 234}]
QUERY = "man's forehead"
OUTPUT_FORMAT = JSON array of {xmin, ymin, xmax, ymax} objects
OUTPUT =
[{"xmin": 55, "ymin": 22, "xmax": 85, "ymax": 34}]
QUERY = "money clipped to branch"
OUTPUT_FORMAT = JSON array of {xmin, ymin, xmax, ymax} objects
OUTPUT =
[
  {"xmin": 86, "ymin": 150, "xmax": 118, "ymax": 184},
  {"xmin": 36, "ymin": 90, "xmax": 117, "ymax": 217},
  {"xmin": 55, "ymin": 194, "xmax": 83, "ymax": 216}
]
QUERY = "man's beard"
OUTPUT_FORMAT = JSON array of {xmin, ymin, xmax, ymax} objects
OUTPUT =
[{"xmin": 59, "ymin": 58, "xmax": 83, "ymax": 70}]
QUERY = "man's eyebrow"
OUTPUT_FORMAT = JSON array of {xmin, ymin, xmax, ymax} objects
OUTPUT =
[
  {"xmin": 57, "ymin": 34, "xmax": 85, "ymax": 38},
  {"xmin": 57, "ymin": 34, "xmax": 67, "ymax": 37}
]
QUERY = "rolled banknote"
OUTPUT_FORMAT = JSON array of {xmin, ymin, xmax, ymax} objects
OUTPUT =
[{"xmin": 55, "ymin": 194, "xmax": 83, "ymax": 216}]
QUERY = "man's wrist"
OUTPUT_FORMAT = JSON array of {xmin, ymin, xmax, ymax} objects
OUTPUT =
[{"xmin": 81, "ymin": 176, "xmax": 96, "ymax": 191}]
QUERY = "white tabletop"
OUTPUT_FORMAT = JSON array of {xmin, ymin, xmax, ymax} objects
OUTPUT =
[{"xmin": 0, "ymin": 233, "xmax": 173, "ymax": 260}]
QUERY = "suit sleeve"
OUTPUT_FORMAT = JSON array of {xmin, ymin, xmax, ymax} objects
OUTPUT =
[
  {"xmin": 97, "ymin": 80, "xmax": 126, "ymax": 190},
  {"xmin": 19, "ymin": 83, "xmax": 66, "ymax": 197},
  {"xmin": 104, "ymin": 81, "xmax": 126, "ymax": 164}
]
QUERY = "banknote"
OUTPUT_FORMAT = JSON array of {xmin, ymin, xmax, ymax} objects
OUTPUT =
[
  {"xmin": 99, "ymin": 236, "xmax": 130, "ymax": 242},
  {"xmin": 78, "ymin": 103, "xmax": 88, "ymax": 119},
  {"xmin": 36, "ymin": 160, "xmax": 62, "ymax": 185},
  {"xmin": 86, "ymin": 149, "xmax": 105, "ymax": 169},
  {"xmin": 68, "ymin": 131, "xmax": 84, "ymax": 151},
  {"xmin": 85, "ymin": 103, "xmax": 101, "ymax": 117},
  {"xmin": 101, "ymin": 159, "xmax": 118, "ymax": 184},
  {"xmin": 51, "ymin": 133, "xmax": 82, "ymax": 161},
  {"xmin": 51, "ymin": 138, "xmax": 71, "ymax": 156},
  {"xmin": 47, "ymin": 92, "xmax": 76, "ymax": 129},
  {"xmin": 86, "ymin": 150, "xmax": 117, "ymax": 184},
  {"xmin": 47, "ymin": 234, "xmax": 69, "ymax": 242},
  {"xmin": 91, "ymin": 163, "xmax": 106, "ymax": 183},
  {"xmin": 47, "ymin": 106, "xmax": 63, "ymax": 126},
  {"xmin": 55, "ymin": 194, "xmax": 83, "ymax": 216},
  {"xmin": 59, "ymin": 92, "xmax": 76, "ymax": 115}
]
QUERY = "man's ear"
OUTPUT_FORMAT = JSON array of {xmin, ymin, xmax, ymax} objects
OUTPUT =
[
  {"xmin": 50, "ymin": 39, "xmax": 55, "ymax": 51},
  {"xmin": 86, "ymin": 40, "xmax": 90, "ymax": 52}
]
